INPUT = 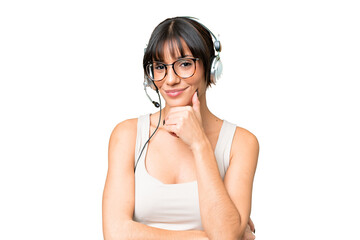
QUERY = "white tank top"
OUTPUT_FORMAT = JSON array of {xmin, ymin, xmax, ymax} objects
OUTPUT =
[{"xmin": 133, "ymin": 114, "xmax": 237, "ymax": 230}]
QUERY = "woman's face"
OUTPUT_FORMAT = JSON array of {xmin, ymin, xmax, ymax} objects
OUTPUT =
[{"xmin": 153, "ymin": 41, "xmax": 206, "ymax": 108}]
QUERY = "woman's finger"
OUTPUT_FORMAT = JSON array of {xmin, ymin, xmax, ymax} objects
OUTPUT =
[
  {"xmin": 162, "ymin": 124, "xmax": 180, "ymax": 137},
  {"xmin": 248, "ymin": 217, "xmax": 255, "ymax": 233}
]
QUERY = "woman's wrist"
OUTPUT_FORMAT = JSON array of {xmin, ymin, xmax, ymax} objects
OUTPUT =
[{"xmin": 190, "ymin": 133, "xmax": 212, "ymax": 153}]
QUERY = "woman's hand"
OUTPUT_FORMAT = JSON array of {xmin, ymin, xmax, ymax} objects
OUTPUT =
[
  {"xmin": 242, "ymin": 218, "xmax": 256, "ymax": 240},
  {"xmin": 163, "ymin": 91, "xmax": 205, "ymax": 149},
  {"xmin": 242, "ymin": 224, "xmax": 256, "ymax": 240}
]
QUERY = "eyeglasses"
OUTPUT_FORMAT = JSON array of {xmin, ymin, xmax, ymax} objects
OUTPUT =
[{"xmin": 146, "ymin": 57, "xmax": 199, "ymax": 81}]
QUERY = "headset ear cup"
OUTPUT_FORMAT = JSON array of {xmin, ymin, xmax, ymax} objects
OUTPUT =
[
  {"xmin": 210, "ymin": 55, "xmax": 222, "ymax": 84},
  {"xmin": 144, "ymin": 75, "xmax": 157, "ymax": 91},
  {"xmin": 144, "ymin": 64, "xmax": 157, "ymax": 91}
]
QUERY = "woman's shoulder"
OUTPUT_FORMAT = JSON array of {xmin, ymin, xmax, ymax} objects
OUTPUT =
[
  {"xmin": 110, "ymin": 118, "xmax": 138, "ymax": 144},
  {"xmin": 230, "ymin": 125, "xmax": 259, "ymax": 160},
  {"xmin": 108, "ymin": 118, "xmax": 140, "ymax": 168},
  {"xmin": 220, "ymin": 116, "xmax": 258, "ymax": 147},
  {"xmin": 233, "ymin": 126, "xmax": 259, "ymax": 146}
]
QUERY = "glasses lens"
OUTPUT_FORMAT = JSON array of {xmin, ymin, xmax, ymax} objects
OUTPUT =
[
  {"xmin": 147, "ymin": 62, "xmax": 166, "ymax": 81},
  {"xmin": 174, "ymin": 58, "xmax": 196, "ymax": 78}
]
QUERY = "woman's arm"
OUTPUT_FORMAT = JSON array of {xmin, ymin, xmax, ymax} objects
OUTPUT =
[
  {"xmin": 163, "ymin": 93, "xmax": 259, "ymax": 239},
  {"xmin": 189, "ymin": 128, "xmax": 258, "ymax": 240},
  {"xmin": 192, "ymin": 128, "xmax": 258, "ymax": 240},
  {"xmin": 102, "ymin": 119, "xmax": 209, "ymax": 240},
  {"xmin": 224, "ymin": 128, "xmax": 259, "ymax": 239}
]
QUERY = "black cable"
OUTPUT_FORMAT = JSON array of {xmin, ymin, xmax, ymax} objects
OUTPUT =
[{"xmin": 134, "ymin": 90, "xmax": 162, "ymax": 172}]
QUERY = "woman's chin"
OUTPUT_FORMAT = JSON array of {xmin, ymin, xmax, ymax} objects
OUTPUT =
[{"xmin": 165, "ymin": 98, "xmax": 192, "ymax": 107}]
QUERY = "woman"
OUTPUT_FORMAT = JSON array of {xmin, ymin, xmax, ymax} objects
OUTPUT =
[{"xmin": 103, "ymin": 17, "xmax": 259, "ymax": 240}]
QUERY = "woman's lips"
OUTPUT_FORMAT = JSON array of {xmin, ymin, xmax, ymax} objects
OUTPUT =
[{"xmin": 164, "ymin": 87, "xmax": 189, "ymax": 97}]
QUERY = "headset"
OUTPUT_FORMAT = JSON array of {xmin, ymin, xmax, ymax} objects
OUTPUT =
[{"xmin": 135, "ymin": 17, "xmax": 222, "ymax": 171}]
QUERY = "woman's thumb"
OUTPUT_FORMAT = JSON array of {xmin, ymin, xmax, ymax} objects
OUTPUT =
[{"xmin": 192, "ymin": 90, "xmax": 200, "ymax": 113}]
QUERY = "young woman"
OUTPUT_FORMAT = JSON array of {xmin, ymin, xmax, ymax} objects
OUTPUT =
[{"xmin": 103, "ymin": 17, "xmax": 259, "ymax": 240}]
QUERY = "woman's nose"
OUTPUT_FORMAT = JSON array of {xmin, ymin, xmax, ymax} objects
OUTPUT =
[{"xmin": 164, "ymin": 66, "xmax": 180, "ymax": 85}]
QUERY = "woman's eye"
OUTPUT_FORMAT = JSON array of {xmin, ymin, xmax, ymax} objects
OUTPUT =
[
  {"xmin": 179, "ymin": 61, "xmax": 193, "ymax": 67},
  {"xmin": 154, "ymin": 64, "xmax": 165, "ymax": 71}
]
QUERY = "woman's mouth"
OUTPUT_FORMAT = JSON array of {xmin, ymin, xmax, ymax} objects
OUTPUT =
[{"xmin": 164, "ymin": 87, "xmax": 189, "ymax": 97}]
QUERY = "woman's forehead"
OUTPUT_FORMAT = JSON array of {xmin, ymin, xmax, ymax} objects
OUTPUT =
[{"xmin": 154, "ymin": 39, "xmax": 193, "ymax": 62}]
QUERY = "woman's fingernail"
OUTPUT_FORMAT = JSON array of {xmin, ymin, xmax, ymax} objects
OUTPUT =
[
  {"xmin": 196, "ymin": 89, "xmax": 199, "ymax": 97},
  {"xmin": 163, "ymin": 119, "xmax": 165, "ymax": 125},
  {"xmin": 254, "ymin": 229, "xmax": 256, "ymax": 233},
  {"xmin": 170, "ymin": 132, "xmax": 179, "ymax": 138}
]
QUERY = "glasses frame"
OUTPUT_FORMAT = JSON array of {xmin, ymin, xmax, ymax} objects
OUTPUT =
[{"xmin": 146, "ymin": 57, "xmax": 200, "ymax": 81}]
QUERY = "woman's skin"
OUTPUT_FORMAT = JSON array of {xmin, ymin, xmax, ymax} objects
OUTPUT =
[{"xmin": 102, "ymin": 41, "xmax": 258, "ymax": 240}]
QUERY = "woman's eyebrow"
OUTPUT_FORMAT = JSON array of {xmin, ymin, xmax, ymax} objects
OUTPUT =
[
  {"xmin": 179, "ymin": 54, "xmax": 193, "ymax": 58},
  {"xmin": 153, "ymin": 54, "xmax": 194, "ymax": 63}
]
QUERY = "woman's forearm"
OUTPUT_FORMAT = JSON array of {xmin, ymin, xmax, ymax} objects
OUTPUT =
[
  {"xmin": 192, "ymin": 138, "xmax": 243, "ymax": 240},
  {"xmin": 104, "ymin": 220, "xmax": 208, "ymax": 240}
]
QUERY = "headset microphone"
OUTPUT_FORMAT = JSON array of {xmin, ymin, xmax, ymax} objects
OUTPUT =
[
  {"xmin": 153, "ymin": 101, "xmax": 160, "ymax": 108},
  {"xmin": 143, "ymin": 78, "xmax": 160, "ymax": 108}
]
